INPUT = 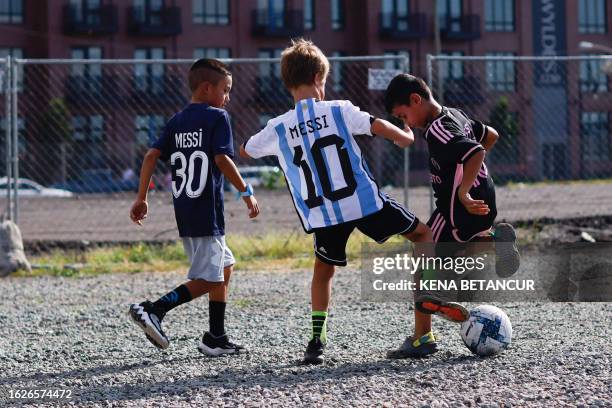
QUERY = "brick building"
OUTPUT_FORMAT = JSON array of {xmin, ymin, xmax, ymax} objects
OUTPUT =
[{"xmin": 0, "ymin": 0, "xmax": 610, "ymax": 186}]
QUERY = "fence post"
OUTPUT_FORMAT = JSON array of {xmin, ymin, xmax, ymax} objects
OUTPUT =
[
  {"xmin": 401, "ymin": 54, "xmax": 410, "ymax": 208},
  {"xmin": 11, "ymin": 59, "xmax": 19, "ymax": 223},
  {"xmin": 4, "ymin": 57, "xmax": 12, "ymax": 221},
  {"xmin": 425, "ymin": 54, "xmax": 434, "ymax": 216}
]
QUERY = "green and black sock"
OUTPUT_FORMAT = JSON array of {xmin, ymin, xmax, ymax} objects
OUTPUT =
[{"xmin": 311, "ymin": 311, "xmax": 328, "ymax": 344}]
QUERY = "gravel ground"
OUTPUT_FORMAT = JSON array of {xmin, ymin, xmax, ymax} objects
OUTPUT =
[
  {"xmin": 1, "ymin": 267, "xmax": 610, "ymax": 407},
  {"xmin": 12, "ymin": 180, "xmax": 612, "ymax": 242}
]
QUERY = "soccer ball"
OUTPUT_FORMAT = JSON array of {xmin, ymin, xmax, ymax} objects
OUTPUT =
[{"xmin": 460, "ymin": 305, "xmax": 512, "ymax": 356}]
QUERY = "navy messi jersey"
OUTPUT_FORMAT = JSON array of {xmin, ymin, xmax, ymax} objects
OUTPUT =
[
  {"xmin": 424, "ymin": 107, "xmax": 492, "ymax": 216},
  {"xmin": 152, "ymin": 103, "xmax": 234, "ymax": 237}
]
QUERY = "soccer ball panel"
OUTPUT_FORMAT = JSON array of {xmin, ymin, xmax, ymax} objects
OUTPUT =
[{"xmin": 460, "ymin": 305, "xmax": 512, "ymax": 356}]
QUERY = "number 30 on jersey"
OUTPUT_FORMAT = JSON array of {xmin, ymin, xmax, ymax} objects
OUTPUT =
[{"xmin": 170, "ymin": 151, "xmax": 209, "ymax": 198}]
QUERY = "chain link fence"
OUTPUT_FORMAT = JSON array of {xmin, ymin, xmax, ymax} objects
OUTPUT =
[
  {"xmin": 425, "ymin": 54, "xmax": 612, "ymax": 219},
  {"xmin": 0, "ymin": 55, "xmax": 410, "ymax": 247}
]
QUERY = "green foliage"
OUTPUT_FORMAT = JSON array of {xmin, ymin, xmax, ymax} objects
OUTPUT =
[
  {"xmin": 44, "ymin": 98, "xmax": 72, "ymax": 143},
  {"xmin": 488, "ymin": 96, "xmax": 520, "ymax": 165},
  {"xmin": 260, "ymin": 169, "xmax": 286, "ymax": 190}
]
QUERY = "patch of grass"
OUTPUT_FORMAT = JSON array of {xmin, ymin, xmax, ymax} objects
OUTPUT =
[{"xmin": 17, "ymin": 231, "xmax": 414, "ymax": 278}]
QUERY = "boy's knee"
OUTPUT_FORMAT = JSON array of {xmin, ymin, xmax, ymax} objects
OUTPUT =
[{"xmin": 403, "ymin": 222, "xmax": 432, "ymax": 242}]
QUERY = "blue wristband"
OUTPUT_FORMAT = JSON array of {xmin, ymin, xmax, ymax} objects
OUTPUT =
[{"xmin": 236, "ymin": 183, "xmax": 254, "ymax": 200}]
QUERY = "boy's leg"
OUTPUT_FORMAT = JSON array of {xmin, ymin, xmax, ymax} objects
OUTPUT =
[
  {"xmin": 198, "ymin": 245, "xmax": 244, "ymax": 356},
  {"xmin": 303, "ymin": 223, "xmax": 353, "ymax": 365},
  {"xmin": 128, "ymin": 236, "xmax": 226, "ymax": 350}
]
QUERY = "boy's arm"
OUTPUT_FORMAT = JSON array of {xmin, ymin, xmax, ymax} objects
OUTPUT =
[
  {"xmin": 370, "ymin": 118, "xmax": 415, "ymax": 148},
  {"xmin": 457, "ymin": 150, "xmax": 490, "ymax": 216},
  {"xmin": 215, "ymin": 154, "xmax": 259, "ymax": 218},
  {"xmin": 239, "ymin": 144, "xmax": 252, "ymax": 159},
  {"xmin": 130, "ymin": 148, "xmax": 161, "ymax": 225},
  {"xmin": 481, "ymin": 126, "xmax": 499, "ymax": 151}
]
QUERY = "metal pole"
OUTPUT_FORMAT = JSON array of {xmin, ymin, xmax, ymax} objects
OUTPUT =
[
  {"xmin": 401, "ymin": 54, "xmax": 410, "ymax": 208},
  {"xmin": 11, "ymin": 60, "xmax": 19, "ymax": 223},
  {"xmin": 426, "ymin": 55, "xmax": 435, "ymax": 216},
  {"xmin": 4, "ymin": 57, "xmax": 12, "ymax": 220}
]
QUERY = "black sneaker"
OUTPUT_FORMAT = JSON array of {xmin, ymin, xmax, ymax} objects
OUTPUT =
[
  {"xmin": 197, "ymin": 332, "xmax": 244, "ymax": 356},
  {"xmin": 128, "ymin": 301, "xmax": 169, "ymax": 350},
  {"xmin": 302, "ymin": 337, "xmax": 325, "ymax": 365},
  {"xmin": 387, "ymin": 332, "xmax": 438, "ymax": 359},
  {"xmin": 494, "ymin": 223, "xmax": 521, "ymax": 278}
]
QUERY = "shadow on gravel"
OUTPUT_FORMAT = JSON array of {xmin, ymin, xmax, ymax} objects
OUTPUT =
[
  {"xmin": 69, "ymin": 355, "xmax": 481, "ymax": 403},
  {"xmin": 0, "ymin": 356, "xmax": 196, "ymax": 386}
]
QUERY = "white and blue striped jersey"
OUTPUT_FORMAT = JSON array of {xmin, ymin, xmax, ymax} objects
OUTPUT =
[{"xmin": 244, "ymin": 98, "xmax": 384, "ymax": 232}]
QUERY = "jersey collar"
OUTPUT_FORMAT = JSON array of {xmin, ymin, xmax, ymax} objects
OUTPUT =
[{"xmin": 423, "ymin": 106, "xmax": 447, "ymax": 138}]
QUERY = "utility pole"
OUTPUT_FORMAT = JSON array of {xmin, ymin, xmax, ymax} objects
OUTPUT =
[{"xmin": 433, "ymin": 0, "xmax": 444, "ymax": 103}]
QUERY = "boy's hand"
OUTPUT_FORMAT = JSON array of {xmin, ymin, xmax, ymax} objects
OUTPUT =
[
  {"xmin": 130, "ymin": 199, "xmax": 148, "ymax": 225},
  {"xmin": 242, "ymin": 195, "xmax": 260, "ymax": 218},
  {"xmin": 458, "ymin": 191, "xmax": 490, "ymax": 216}
]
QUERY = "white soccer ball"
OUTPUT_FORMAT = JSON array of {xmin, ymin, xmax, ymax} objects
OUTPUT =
[{"xmin": 460, "ymin": 305, "xmax": 512, "ymax": 356}]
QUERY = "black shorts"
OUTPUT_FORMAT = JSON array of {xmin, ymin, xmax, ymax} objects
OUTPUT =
[
  {"xmin": 312, "ymin": 198, "xmax": 419, "ymax": 266},
  {"xmin": 428, "ymin": 179, "xmax": 497, "ymax": 243}
]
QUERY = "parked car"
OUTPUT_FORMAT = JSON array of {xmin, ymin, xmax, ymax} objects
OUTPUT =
[
  {"xmin": 225, "ymin": 166, "xmax": 282, "ymax": 192},
  {"xmin": 0, "ymin": 177, "xmax": 74, "ymax": 198},
  {"xmin": 51, "ymin": 169, "xmax": 139, "ymax": 193}
]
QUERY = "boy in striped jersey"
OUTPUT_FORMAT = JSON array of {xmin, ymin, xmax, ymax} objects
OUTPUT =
[
  {"xmin": 241, "ymin": 40, "xmax": 468, "ymax": 364},
  {"xmin": 384, "ymin": 74, "xmax": 520, "ymax": 357}
]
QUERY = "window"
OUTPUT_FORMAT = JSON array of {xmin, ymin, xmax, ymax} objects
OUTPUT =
[
  {"xmin": 134, "ymin": 48, "xmax": 165, "ymax": 93},
  {"xmin": 440, "ymin": 51, "xmax": 464, "ymax": 82},
  {"xmin": 133, "ymin": 0, "xmax": 163, "ymax": 25},
  {"xmin": 330, "ymin": 51, "xmax": 346, "ymax": 92},
  {"xmin": 331, "ymin": 0, "xmax": 344, "ymax": 30},
  {"xmin": 135, "ymin": 115, "xmax": 165, "ymax": 146},
  {"xmin": 0, "ymin": 48, "xmax": 23, "ymax": 91},
  {"xmin": 384, "ymin": 50, "xmax": 410, "ymax": 71},
  {"xmin": 258, "ymin": 48, "xmax": 282, "ymax": 78},
  {"xmin": 256, "ymin": 0, "xmax": 285, "ymax": 28},
  {"xmin": 381, "ymin": 0, "xmax": 409, "ymax": 30},
  {"xmin": 72, "ymin": 115, "xmax": 104, "ymax": 141},
  {"xmin": 485, "ymin": 0, "xmax": 514, "ymax": 31},
  {"xmin": 71, "ymin": 47, "xmax": 103, "ymax": 93},
  {"xmin": 193, "ymin": 48, "xmax": 231, "ymax": 59},
  {"xmin": 70, "ymin": 0, "xmax": 102, "ymax": 25},
  {"xmin": 193, "ymin": 0, "xmax": 229, "ymax": 25},
  {"xmin": 0, "ymin": 0, "xmax": 23, "ymax": 23},
  {"xmin": 72, "ymin": 115, "xmax": 105, "ymax": 169},
  {"xmin": 438, "ymin": 0, "xmax": 462, "ymax": 31},
  {"xmin": 485, "ymin": 53, "xmax": 515, "ymax": 91},
  {"xmin": 580, "ymin": 59, "xmax": 608, "ymax": 93},
  {"xmin": 579, "ymin": 0, "xmax": 607, "ymax": 34},
  {"xmin": 304, "ymin": 0, "xmax": 314, "ymax": 30},
  {"xmin": 581, "ymin": 112, "xmax": 610, "ymax": 161},
  {"xmin": 258, "ymin": 114, "xmax": 274, "ymax": 129}
]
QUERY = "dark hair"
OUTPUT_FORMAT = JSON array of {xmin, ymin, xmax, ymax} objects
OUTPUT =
[
  {"xmin": 188, "ymin": 58, "xmax": 231, "ymax": 92},
  {"xmin": 384, "ymin": 74, "xmax": 431, "ymax": 113}
]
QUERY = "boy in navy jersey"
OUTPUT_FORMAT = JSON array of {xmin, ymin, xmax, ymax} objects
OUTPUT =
[
  {"xmin": 384, "ymin": 74, "xmax": 520, "ymax": 358},
  {"xmin": 128, "ymin": 59, "xmax": 259, "ymax": 356},
  {"xmin": 241, "ymin": 40, "xmax": 469, "ymax": 364}
]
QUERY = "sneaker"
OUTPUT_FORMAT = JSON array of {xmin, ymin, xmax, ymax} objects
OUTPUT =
[
  {"xmin": 494, "ymin": 223, "xmax": 521, "ymax": 278},
  {"xmin": 128, "ymin": 301, "xmax": 169, "ymax": 350},
  {"xmin": 415, "ymin": 298, "xmax": 469, "ymax": 323},
  {"xmin": 414, "ymin": 264, "xmax": 469, "ymax": 322},
  {"xmin": 387, "ymin": 332, "xmax": 438, "ymax": 359},
  {"xmin": 197, "ymin": 332, "xmax": 244, "ymax": 356},
  {"xmin": 302, "ymin": 337, "xmax": 325, "ymax": 365}
]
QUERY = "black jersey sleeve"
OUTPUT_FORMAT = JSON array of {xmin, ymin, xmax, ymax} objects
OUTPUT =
[
  {"xmin": 458, "ymin": 109, "xmax": 487, "ymax": 143},
  {"xmin": 427, "ymin": 117, "xmax": 484, "ymax": 164}
]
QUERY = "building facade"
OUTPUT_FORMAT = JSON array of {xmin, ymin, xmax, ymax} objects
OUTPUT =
[{"xmin": 0, "ymin": 0, "xmax": 611, "ymax": 186}]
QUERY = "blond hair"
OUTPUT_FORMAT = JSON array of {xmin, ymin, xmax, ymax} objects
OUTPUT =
[{"xmin": 280, "ymin": 38, "xmax": 330, "ymax": 90}]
